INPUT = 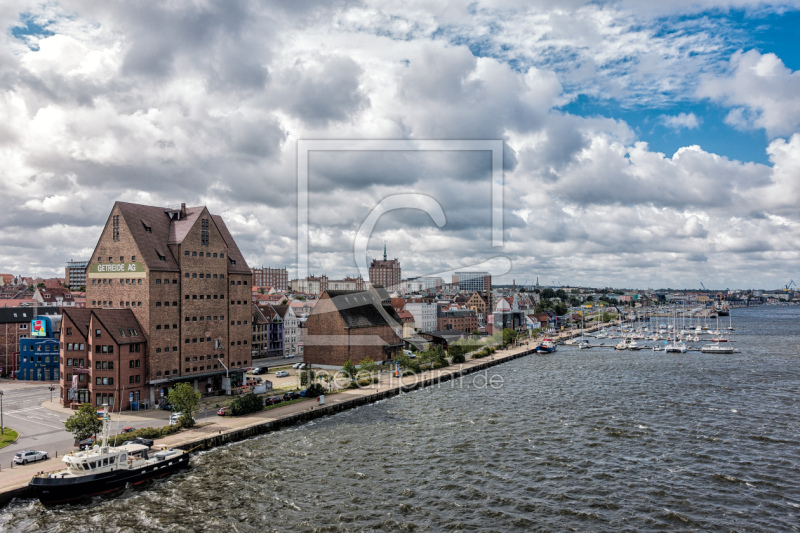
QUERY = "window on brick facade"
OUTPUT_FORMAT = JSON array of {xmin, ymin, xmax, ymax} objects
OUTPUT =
[
  {"xmin": 156, "ymin": 325, "xmax": 161, "ymax": 330},
  {"xmin": 156, "ymin": 348, "xmax": 162, "ymax": 353},
  {"xmin": 185, "ymin": 273, "xmax": 189, "ymax": 278},
  {"xmin": 172, "ymin": 301, "xmax": 177, "ymax": 306},
  {"xmin": 156, "ymin": 279, "xmax": 162, "ymax": 284},
  {"xmin": 185, "ymin": 251, "xmax": 189, "ymax": 256},
  {"xmin": 192, "ymin": 251, "xmax": 197, "ymax": 256},
  {"xmin": 112, "ymin": 215, "xmax": 120, "ymax": 241},
  {"xmin": 193, "ymin": 273, "xmax": 197, "ymax": 278},
  {"xmin": 201, "ymin": 218, "xmax": 209, "ymax": 245},
  {"xmin": 172, "ymin": 369, "xmax": 177, "ymax": 375},
  {"xmin": 156, "ymin": 302, "xmax": 161, "ymax": 307},
  {"xmin": 95, "ymin": 329, "xmax": 101, "ymax": 337}
]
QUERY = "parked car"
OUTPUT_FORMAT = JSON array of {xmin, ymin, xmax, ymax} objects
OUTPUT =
[
  {"xmin": 283, "ymin": 354, "xmax": 295, "ymax": 358},
  {"xmin": 14, "ymin": 450, "xmax": 48, "ymax": 464},
  {"xmin": 264, "ymin": 396, "xmax": 284, "ymax": 406},
  {"xmin": 283, "ymin": 392, "xmax": 301, "ymax": 401},
  {"xmin": 297, "ymin": 363, "xmax": 308, "ymax": 370},
  {"xmin": 78, "ymin": 436, "xmax": 96, "ymax": 449},
  {"xmin": 299, "ymin": 389, "xmax": 308, "ymax": 397},
  {"xmin": 121, "ymin": 426, "xmax": 135, "ymax": 434},
  {"xmin": 122, "ymin": 437, "xmax": 155, "ymax": 448},
  {"xmin": 292, "ymin": 362, "xmax": 303, "ymax": 369},
  {"xmin": 217, "ymin": 406, "xmax": 230, "ymax": 416},
  {"xmin": 169, "ymin": 412, "xmax": 196, "ymax": 425},
  {"xmin": 275, "ymin": 370, "xmax": 289, "ymax": 378}
]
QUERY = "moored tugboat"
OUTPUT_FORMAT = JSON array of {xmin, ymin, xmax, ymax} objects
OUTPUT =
[
  {"xmin": 535, "ymin": 338, "xmax": 557, "ymax": 354},
  {"xmin": 28, "ymin": 406, "xmax": 190, "ymax": 504}
]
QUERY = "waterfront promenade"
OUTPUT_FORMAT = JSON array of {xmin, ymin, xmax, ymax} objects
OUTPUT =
[{"xmin": 0, "ymin": 335, "xmax": 558, "ymax": 506}]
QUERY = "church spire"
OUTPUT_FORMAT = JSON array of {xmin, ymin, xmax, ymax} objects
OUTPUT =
[{"xmin": 383, "ymin": 241, "xmax": 387, "ymax": 261}]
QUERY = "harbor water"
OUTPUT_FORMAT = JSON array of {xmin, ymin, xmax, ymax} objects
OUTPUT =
[{"xmin": 1, "ymin": 305, "xmax": 799, "ymax": 531}]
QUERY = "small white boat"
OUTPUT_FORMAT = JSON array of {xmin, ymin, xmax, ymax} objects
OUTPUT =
[
  {"xmin": 700, "ymin": 343, "xmax": 735, "ymax": 354},
  {"xmin": 665, "ymin": 341, "xmax": 687, "ymax": 353}
]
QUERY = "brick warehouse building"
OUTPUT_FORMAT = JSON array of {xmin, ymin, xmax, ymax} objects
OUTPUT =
[
  {"xmin": 76, "ymin": 201, "xmax": 253, "ymax": 406},
  {"xmin": 60, "ymin": 308, "xmax": 147, "ymax": 410},
  {"xmin": 303, "ymin": 289, "xmax": 403, "ymax": 367}
]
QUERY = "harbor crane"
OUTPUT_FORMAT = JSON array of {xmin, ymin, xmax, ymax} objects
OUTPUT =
[{"xmin": 784, "ymin": 280, "xmax": 796, "ymax": 292}]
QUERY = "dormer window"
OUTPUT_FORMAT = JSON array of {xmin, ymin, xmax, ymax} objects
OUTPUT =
[
  {"xmin": 129, "ymin": 328, "xmax": 137, "ymax": 336},
  {"xmin": 142, "ymin": 221, "xmax": 152, "ymax": 233}
]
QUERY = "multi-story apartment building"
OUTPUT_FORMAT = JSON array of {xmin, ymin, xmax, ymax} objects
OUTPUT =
[
  {"xmin": 453, "ymin": 272, "xmax": 491, "ymax": 294},
  {"xmin": 252, "ymin": 267, "xmax": 288, "ymax": 292},
  {"xmin": 60, "ymin": 308, "xmax": 148, "ymax": 410},
  {"xmin": 437, "ymin": 308, "xmax": 478, "ymax": 332},
  {"xmin": 253, "ymin": 304, "xmax": 284, "ymax": 359},
  {"xmin": 368, "ymin": 245, "xmax": 401, "ymax": 291},
  {"xmin": 79, "ymin": 201, "xmax": 252, "ymax": 405},
  {"xmin": 65, "ymin": 260, "xmax": 88, "ymax": 289},
  {"xmin": 405, "ymin": 298, "xmax": 437, "ymax": 332}
]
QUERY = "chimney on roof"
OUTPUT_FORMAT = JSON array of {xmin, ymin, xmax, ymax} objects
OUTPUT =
[{"xmin": 180, "ymin": 203, "xmax": 187, "ymax": 218}]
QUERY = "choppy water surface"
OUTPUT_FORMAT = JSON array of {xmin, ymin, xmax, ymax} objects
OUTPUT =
[{"xmin": 2, "ymin": 305, "xmax": 799, "ymax": 532}]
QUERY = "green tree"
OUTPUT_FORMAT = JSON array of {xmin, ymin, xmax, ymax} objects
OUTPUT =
[
  {"xmin": 64, "ymin": 403, "xmax": 103, "ymax": 443},
  {"xmin": 502, "ymin": 328, "xmax": 518, "ymax": 346},
  {"xmin": 358, "ymin": 357, "xmax": 376, "ymax": 376},
  {"xmin": 397, "ymin": 354, "xmax": 421, "ymax": 373},
  {"xmin": 167, "ymin": 382, "xmax": 201, "ymax": 428},
  {"xmin": 541, "ymin": 288, "xmax": 556, "ymax": 299},
  {"xmin": 342, "ymin": 360, "xmax": 359, "ymax": 381},
  {"xmin": 300, "ymin": 369, "xmax": 316, "ymax": 387},
  {"xmin": 556, "ymin": 289, "xmax": 567, "ymax": 300},
  {"xmin": 295, "ymin": 295, "xmax": 307, "ymax": 301}
]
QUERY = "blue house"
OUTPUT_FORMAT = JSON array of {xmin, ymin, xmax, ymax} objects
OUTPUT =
[{"xmin": 19, "ymin": 315, "xmax": 62, "ymax": 381}]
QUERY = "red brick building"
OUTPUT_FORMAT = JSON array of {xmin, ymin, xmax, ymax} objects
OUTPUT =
[
  {"xmin": 82, "ymin": 201, "xmax": 253, "ymax": 404},
  {"xmin": 60, "ymin": 308, "xmax": 147, "ymax": 410},
  {"xmin": 368, "ymin": 244, "xmax": 401, "ymax": 291},
  {"xmin": 437, "ymin": 308, "xmax": 478, "ymax": 332},
  {"xmin": 252, "ymin": 267, "xmax": 288, "ymax": 292},
  {"xmin": 303, "ymin": 290, "xmax": 403, "ymax": 367}
]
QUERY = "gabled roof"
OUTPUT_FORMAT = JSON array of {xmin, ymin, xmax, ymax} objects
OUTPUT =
[
  {"xmin": 113, "ymin": 202, "xmax": 181, "ymax": 272},
  {"xmin": 62, "ymin": 308, "xmax": 92, "ymax": 340},
  {"xmin": 212, "ymin": 215, "xmax": 251, "ymax": 274},
  {"xmin": 62, "ymin": 308, "xmax": 145, "ymax": 345},
  {"xmin": 107, "ymin": 202, "xmax": 251, "ymax": 275},
  {"xmin": 324, "ymin": 290, "xmax": 402, "ymax": 329},
  {"xmin": 271, "ymin": 304, "xmax": 290, "ymax": 319},
  {"xmin": 167, "ymin": 206, "xmax": 205, "ymax": 244}
]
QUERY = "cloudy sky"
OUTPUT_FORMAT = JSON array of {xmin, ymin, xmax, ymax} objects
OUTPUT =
[{"xmin": 2, "ymin": 0, "xmax": 800, "ymax": 290}]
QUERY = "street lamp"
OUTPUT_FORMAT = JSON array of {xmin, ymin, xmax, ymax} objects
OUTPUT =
[{"xmin": 0, "ymin": 390, "xmax": 4, "ymax": 435}]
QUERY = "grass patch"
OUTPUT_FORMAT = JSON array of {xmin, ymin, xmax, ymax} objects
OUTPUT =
[{"xmin": 0, "ymin": 428, "xmax": 19, "ymax": 449}]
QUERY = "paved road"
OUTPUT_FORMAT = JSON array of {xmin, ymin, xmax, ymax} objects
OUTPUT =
[
  {"xmin": 0, "ymin": 383, "xmax": 72, "ymax": 467},
  {"xmin": 0, "ymin": 382, "xmax": 173, "ymax": 468}
]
